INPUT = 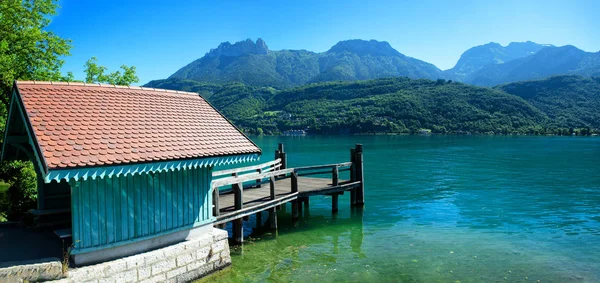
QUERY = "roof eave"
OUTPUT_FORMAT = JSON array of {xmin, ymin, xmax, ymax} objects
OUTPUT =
[{"xmin": 45, "ymin": 152, "xmax": 261, "ymax": 183}]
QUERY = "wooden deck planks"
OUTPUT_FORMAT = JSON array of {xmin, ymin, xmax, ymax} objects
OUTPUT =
[{"xmin": 217, "ymin": 177, "xmax": 357, "ymax": 217}]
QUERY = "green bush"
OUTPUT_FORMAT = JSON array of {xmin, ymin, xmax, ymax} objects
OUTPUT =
[{"xmin": 0, "ymin": 161, "xmax": 37, "ymax": 221}]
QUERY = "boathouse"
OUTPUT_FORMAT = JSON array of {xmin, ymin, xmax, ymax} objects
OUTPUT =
[{"xmin": 1, "ymin": 81, "xmax": 261, "ymax": 266}]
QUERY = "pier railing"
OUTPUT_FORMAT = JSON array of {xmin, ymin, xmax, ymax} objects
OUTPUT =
[{"xmin": 210, "ymin": 143, "xmax": 364, "ymax": 243}]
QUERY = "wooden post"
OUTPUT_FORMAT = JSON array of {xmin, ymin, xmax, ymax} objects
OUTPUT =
[
  {"xmin": 291, "ymin": 171, "xmax": 299, "ymax": 220},
  {"xmin": 256, "ymin": 168, "xmax": 262, "ymax": 188},
  {"xmin": 350, "ymin": 148, "xmax": 357, "ymax": 206},
  {"xmin": 292, "ymin": 201, "xmax": 299, "ymax": 220},
  {"xmin": 355, "ymin": 144, "xmax": 365, "ymax": 206},
  {"xmin": 332, "ymin": 166, "xmax": 339, "ymax": 186},
  {"xmin": 291, "ymin": 172, "xmax": 298, "ymax": 193},
  {"xmin": 332, "ymin": 194, "xmax": 339, "ymax": 213},
  {"xmin": 233, "ymin": 182, "xmax": 244, "ymax": 244},
  {"xmin": 233, "ymin": 219, "xmax": 243, "ymax": 244},
  {"xmin": 269, "ymin": 207, "xmax": 277, "ymax": 229},
  {"xmin": 275, "ymin": 143, "xmax": 287, "ymax": 178},
  {"xmin": 302, "ymin": 197, "xmax": 310, "ymax": 217},
  {"xmin": 278, "ymin": 143, "xmax": 287, "ymax": 171},
  {"xmin": 212, "ymin": 186, "xmax": 220, "ymax": 218},
  {"xmin": 269, "ymin": 177, "xmax": 276, "ymax": 200},
  {"xmin": 234, "ymin": 182, "xmax": 243, "ymax": 210},
  {"xmin": 256, "ymin": 211, "xmax": 262, "ymax": 229}
]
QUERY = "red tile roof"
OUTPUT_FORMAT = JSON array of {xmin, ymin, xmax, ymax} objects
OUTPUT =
[{"xmin": 14, "ymin": 81, "xmax": 261, "ymax": 170}]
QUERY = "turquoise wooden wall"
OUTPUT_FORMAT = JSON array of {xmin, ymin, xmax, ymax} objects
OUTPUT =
[{"xmin": 69, "ymin": 166, "xmax": 214, "ymax": 253}]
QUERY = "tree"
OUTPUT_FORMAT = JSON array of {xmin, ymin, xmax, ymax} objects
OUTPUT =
[
  {"xmin": 0, "ymin": 161, "xmax": 36, "ymax": 220},
  {"xmin": 0, "ymin": 1, "xmax": 140, "ymax": 221},
  {"xmin": 0, "ymin": 0, "xmax": 72, "ymax": 112},
  {"xmin": 0, "ymin": 0, "xmax": 71, "ymax": 221},
  {"xmin": 84, "ymin": 57, "xmax": 139, "ymax": 85}
]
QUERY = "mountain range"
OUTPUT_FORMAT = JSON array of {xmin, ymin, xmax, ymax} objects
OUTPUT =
[
  {"xmin": 151, "ymin": 38, "xmax": 600, "ymax": 88},
  {"xmin": 145, "ymin": 75, "xmax": 599, "ymax": 135},
  {"xmin": 144, "ymin": 39, "xmax": 600, "ymax": 135}
]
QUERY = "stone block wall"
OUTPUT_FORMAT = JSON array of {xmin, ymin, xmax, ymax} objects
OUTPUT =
[
  {"xmin": 0, "ymin": 227, "xmax": 230, "ymax": 283},
  {"xmin": 55, "ymin": 228, "xmax": 231, "ymax": 283},
  {"xmin": 0, "ymin": 258, "xmax": 63, "ymax": 282}
]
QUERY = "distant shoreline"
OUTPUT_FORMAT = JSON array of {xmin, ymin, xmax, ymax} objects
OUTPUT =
[{"xmin": 251, "ymin": 133, "xmax": 598, "ymax": 137}]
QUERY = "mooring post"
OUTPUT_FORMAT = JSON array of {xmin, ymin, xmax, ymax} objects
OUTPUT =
[
  {"xmin": 350, "ymin": 147, "xmax": 357, "ymax": 206},
  {"xmin": 355, "ymin": 144, "xmax": 365, "ymax": 206},
  {"xmin": 278, "ymin": 143, "xmax": 287, "ymax": 171},
  {"xmin": 275, "ymin": 143, "xmax": 287, "ymax": 178},
  {"xmin": 233, "ymin": 182, "xmax": 244, "ymax": 244},
  {"xmin": 269, "ymin": 207, "xmax": 278, "ymax": 229},
  {"xmin": 332, "ymin": 193, "xmax": 339, "ymax": 213}
]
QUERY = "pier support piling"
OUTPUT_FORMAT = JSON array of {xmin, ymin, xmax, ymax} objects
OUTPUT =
[
  {"xmin": 233, "ymin": 181, "xmax": 244, "ymax": 244},
  {"xmin": 292, "ymin": 201, "xmax": 299, "ymax": 220},
  {"xmin": 332, "ymin": 194, "xmax": 339, "ymax": 213},
  {"xmin": 269, "ymin": 207, "xmax": 278, "ymax": 229},
  {"xmin": 256, "ymin": 211, "xmax": 262, "ymax": 229},
  {"xmin": 233, "ymin": 219, "xmax": 243, "ymax": 244}
]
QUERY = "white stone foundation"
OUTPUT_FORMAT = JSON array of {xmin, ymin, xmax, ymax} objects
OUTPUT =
[{"xmin": 52, "ymin": 227, "xmax": 230, "ymax": 283}]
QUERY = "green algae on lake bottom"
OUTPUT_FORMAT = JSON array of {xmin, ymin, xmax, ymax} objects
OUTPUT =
[{"xmin": 199, "ymin": 136, "xmax": 600, "ymax": 282}]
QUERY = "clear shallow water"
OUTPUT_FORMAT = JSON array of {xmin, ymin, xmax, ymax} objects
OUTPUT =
[{"xmin": 203, "ymin": 136, "xmax": 600, "ymax": 282}]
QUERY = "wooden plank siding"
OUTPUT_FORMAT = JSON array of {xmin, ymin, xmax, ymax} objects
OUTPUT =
[{"xmin": 69, "ymin": 166, "xmax": 214, "ymax": 253}]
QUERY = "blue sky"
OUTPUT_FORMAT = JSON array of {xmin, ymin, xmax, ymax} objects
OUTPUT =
[{"xmin": 49, "ymin": 0, "xmax": 600, "ymax": 85}]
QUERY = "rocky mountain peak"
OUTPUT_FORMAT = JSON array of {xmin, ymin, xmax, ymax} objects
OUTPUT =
[
  {"xmin": 207, "ymin": 38, "xmax": 269, "ymax": 58},
  {"xmin": 328, "ymin": 39, "xmax": 401, "ymax": 57}
]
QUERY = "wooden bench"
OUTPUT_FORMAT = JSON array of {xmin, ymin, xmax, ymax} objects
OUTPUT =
[
  {"xmin": 29, "ymin": 208, "xmax": 71, "ymax": 216},
  {"xmin": 54, "ymin": 228, "xmax": 72, "ymax": 239},
  {"xmin": 28, "ymin": 208, "xmax": 71, "ymax": 228}
]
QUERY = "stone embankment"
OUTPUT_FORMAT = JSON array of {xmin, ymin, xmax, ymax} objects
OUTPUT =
[{"xmin": 0, "ymin": 228, "xmax": 230, "ymax": 283}]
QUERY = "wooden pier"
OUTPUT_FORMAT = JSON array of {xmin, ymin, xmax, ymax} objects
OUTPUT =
[{"xmin": 211, "ymin": 143, "xmax": 365, "ymax": 244}]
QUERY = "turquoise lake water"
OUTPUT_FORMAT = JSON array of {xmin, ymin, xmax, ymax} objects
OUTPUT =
[{"xmin": 204, "ymin": 136, "xmax": 600, "ymax": 282}]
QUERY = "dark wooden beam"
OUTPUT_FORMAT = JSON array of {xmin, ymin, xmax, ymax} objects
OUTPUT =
[{"xmin": 4, "ymin": 135, "xmax": 29, "ymax": 144}]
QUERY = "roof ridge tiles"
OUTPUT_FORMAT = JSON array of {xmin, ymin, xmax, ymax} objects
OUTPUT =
[{"xmin": 15, "ymin": 80, "xmax": 199, "ymax": 96}]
